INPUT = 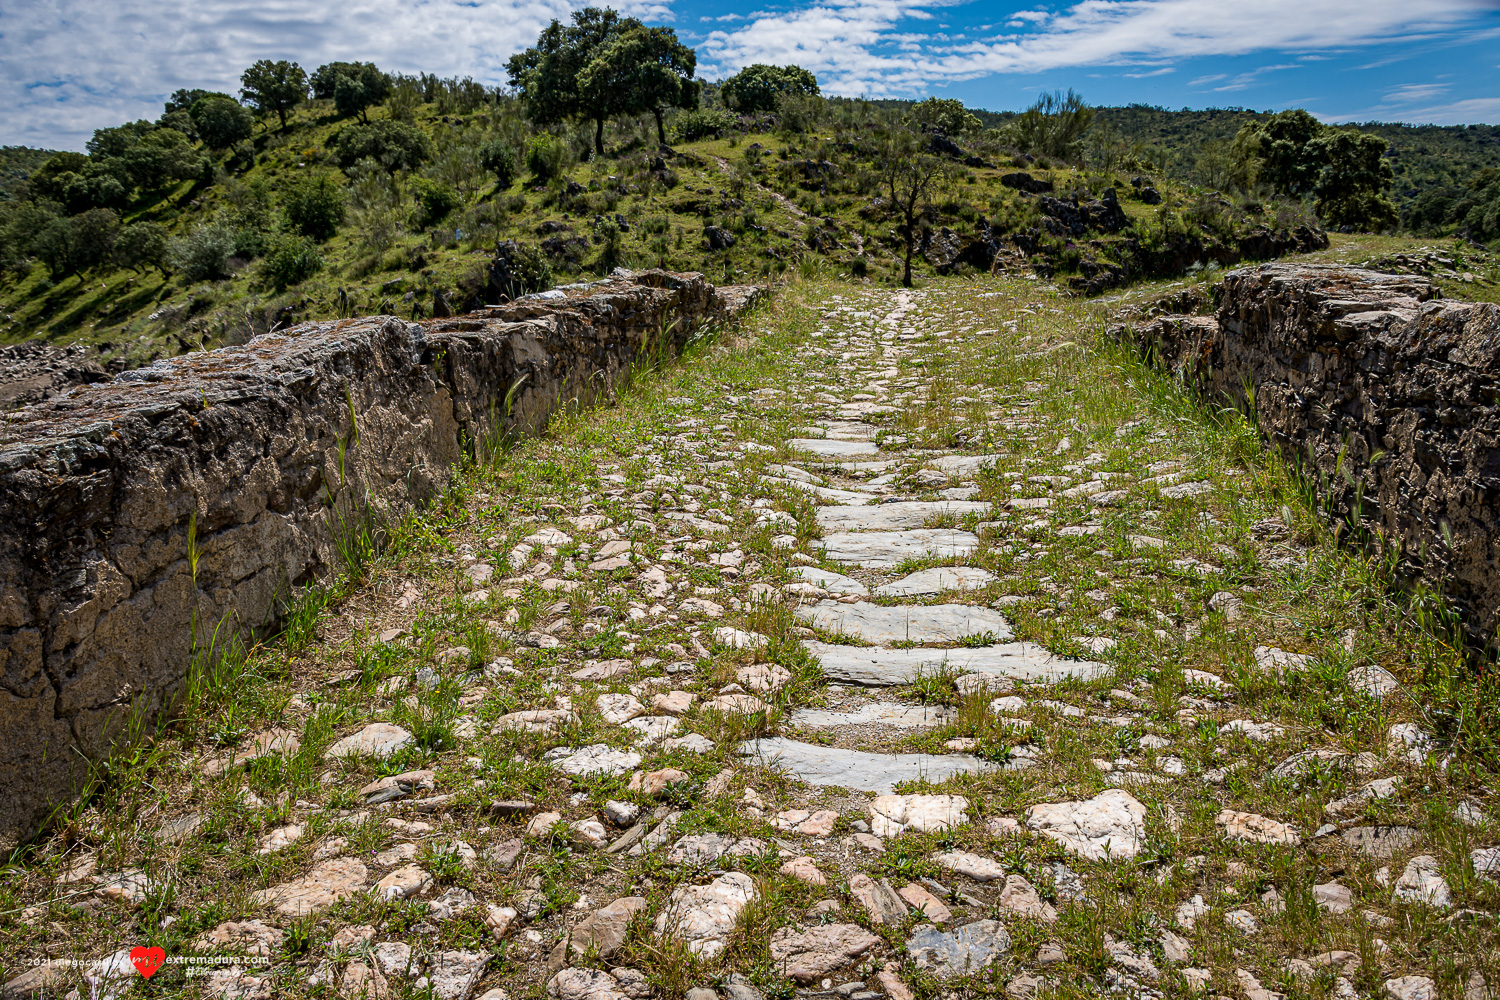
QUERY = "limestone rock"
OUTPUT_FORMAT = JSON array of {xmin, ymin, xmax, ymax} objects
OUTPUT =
[
  {"xmin": 554, "ymin": 897, "xmax": 647, "ymax": 966},
  {"xmin": 1392, "ymin": 855, "xmax": 1451, "ymax": 908},
  {"xmin": 374, "ymin": 864, "xmax": 432, "ymax": 901},
  {"xmin": 1026, "ymin": 789, "xmax": 1147, "ymax": 860},
  {"xmin": 868, "ymin": 794, "xmax": 968, "ymax": 838},
  {"xmin": 933, "ymin": 850, "xmax": 1006, "ymax": 882},
  {"xmin": 907, "ymin": 919, "xmax": 1011, "ymax": 979},
  {"xmin": 1385, "ymin": 977, "xmax": 1437, "ymax": 1000},
  {"xmin": 780, "ymin": 856, "xmax": 828, "ymax": 886},
  {"xmin": 1216, "ymin": 809, "xmax": 1300, "ymax": 845},
  {"xmin": 253, "ymin": 857, "xmax": 368, "ymax": 917},
  {"xmin": 997, "ymin": 874, "xmax": 1058, "ymax": 922},
  {"xmin": 653, "ymin": 872, "xmax": 757, "ymax": 958},
  {"xmin": 768, "ymin": 923, "xmax": 880, "ymax": 983},
  {"xmin": 325, "ymin": 724, "xmax": 415, "ymax": 759},
  {"xmin": 545, "ymin": 745, "xmax": 642, "ymax": 777},
  {"xmin": 849, "ymin": 873, "xmax": 907, "ymax": 925}
]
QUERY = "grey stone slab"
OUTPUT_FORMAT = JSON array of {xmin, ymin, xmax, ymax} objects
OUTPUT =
[
  {"xmin": 816, "ymin": 502, "xmax": 991, "ymax": 532},
  {"xmin": 739, "ymin": 738, "xmax": 994, "ymax": 794},
  {"xmin": 928, "ymin": 454, "xmax": 1005, "ymax": 477},
  {"xmin": 762, "ymin": 477, "xmax": 874, "ymax": 505},
  {"xmin": 788, "ymin": 703, "xmax": 954, "ymax": 728},
  {"xmin": 796, "ymin": 601, "xmax": 1013, "ymax": 644},
  {"xmin": 817, "ymin": 421, "xmax": 880, "ymax": 441},
  {"xmin": 792, "ymin": 567, "xmax": 868, "ymax": 596},
  {"xmin": 820, "ymin": 529, "xmax": 980, "ymax": 568},
  {"xmin": 875, "ymin": 567, "xmax": 997, "ymax": 597},
  {"xmin": 789, "ymin": 439, "xmax": 879, "ymax": 458},
  {"xmin": 806, "ymin": 642, "xmax": 1108, "ymax": 687}
]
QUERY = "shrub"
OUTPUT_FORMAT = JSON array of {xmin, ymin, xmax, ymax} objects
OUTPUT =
[
  {"xmin": 169, "ymin": 221, "xmax": 238, "ymax": 281},
  {"xmin": 672, "ymin": 109, "xmax": 737, "ymax": 142},
  {"xmin": 491, "ymin": 239, "xmax": 553, "ymax": 297},
  {"xmin": 333, "ymin": 120, "xmax": 431, "ymax": 173},
  {"xmin": 260, "ymin": 232, "xmax": 322, "ymax": 289},
  {"xmin": 410, "ymin": 177, "xmax": 462, "ymax": 227},
  {"xmin": 525, "ymin": 135, "xmax": 567, "ymax": 182},
  {"xmin": 479, "ymin": 139, "xmax": 518, "ymax": 189},
  {"xmin": 282, "ymin": 174, "xmax": 346, "ymax": 240}
]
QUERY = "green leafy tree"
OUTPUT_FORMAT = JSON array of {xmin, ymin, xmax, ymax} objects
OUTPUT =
[
  {"xmin": 239, "ymin": 60, "xmax": 308, "ymax": 129},
  {"xmin": 902, "ymin": 97, "xmax": 980, "ymax": 139},
  {"xmin": 874, "ymin": 130, "xmax": 957, "ymax": 287},
  {"xmin": 1310, "ymin": 130, "xmax": 1398, "ymax": 231},
  {"xmin": 282, "ymin": 174, "xmax": 346, "ymax": 240},
  {"xmin": 1238, "ymin": 109, "xmax": 1325, "ymax": 198},
  {"xmin": 329, "ymin": 64, "xmax": 391, "ymax": 122},
  {"xmin": 578, "ymin": 25, "xmax": 698, "ymax": 146},
  {"xmin": 164, "ymin": 88, "xmax": 213, "ymax": 114},
  {"xmin": 506, "ymin": 7, "xmax": 643, "ymax": 155},
  {"xmin": 30, "ymin": 208, "xmax": 119, "ymax": 278},
  {"xmin": 113, "ymin": 221, "xmax": 171, "ymax": 274},
  {"xmin": 189, "ymin": 95, "xmax": 254, "ymax": 150},
  {"xmin": 333, "ymin": 120, "xmax": 432, "ymax": 174},
  {"xmin": 1000, "ymin": 90, "xmax": 1095, "ymax": 162},
  {"xmin": 720, "ymin": 64, "xmax": 819, "ymax": 113},
  {"xmin": 121, "ymin": 127, "xmax": 205, "ymax": 193},
  {"xmin": 311, "ymin": 62, "xmax": 389, "ymax": 100}
]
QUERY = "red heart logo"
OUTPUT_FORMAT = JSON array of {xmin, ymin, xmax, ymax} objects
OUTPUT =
[{"xmin": 130, "ymin": 946, "xmax": 165, "ymax": 979}]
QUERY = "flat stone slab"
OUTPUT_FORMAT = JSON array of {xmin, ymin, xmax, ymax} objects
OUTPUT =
[
  {"xmin": 763, "ymin": 477, "xmax": 874, "ymax": 505},
  {"xmin": 789, "ymin": 439, "xmax": 879, "ymax": 458},
  {"xmin": 816, "ymin": 502, "xmax": 991, "ymax": 532},
  {"xmin": 820, "ymin": 530, "xmax": 980, "ymax": 568},
  {"xmin": 740, "ymin": 738, "xmax": 995, "ymax": 794},
  {"xmin": 792, "ymin": 566, "xmax": 869, "ymax": 596},
  {"xmin": 928, "ymin": 454, "xmax": 1005, "ymax": 477},
  {"xmin": 875, "ymin": 567, "xmax": 997, "ymax": 597},
  {"xmin": 807, "ymin": 641, "xmax": 1108, "ymax": 687},
  {"xmin": 796, "ymin": 601, "xmax": 1013, "ymax": 644},
  {"xmin": 788, "ymin": 703, "xmax": 954, "ymax": 728}
]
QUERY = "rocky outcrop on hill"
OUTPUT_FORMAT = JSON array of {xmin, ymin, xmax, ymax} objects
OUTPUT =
[
  {"xmin": 0, "ymin": 270, "xmax": 760, "ymax": 849},
  {"xmin": 1114, "ymin": 263, "xmax": 1500, "ymax": 639},
  {"xmin": 0, "ymin": 341, "xmax": 109, "ymax": 408}
]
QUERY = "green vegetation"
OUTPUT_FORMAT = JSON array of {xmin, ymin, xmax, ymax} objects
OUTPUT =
[{"xmin": 0, "ymin": 17, "xmax": 1493, "ymax": 366}]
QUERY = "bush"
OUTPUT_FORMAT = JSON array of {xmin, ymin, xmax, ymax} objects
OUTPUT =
[
  {"xmin": 410, "ymin": 177, "xmax": 462, "ymax": 227},
  {"xmin": 672, "ymin": 109, "xmax": 737, "ymax": 142},
  {"xmin": 283, "ymin": 174, "xmax": 346, "ymax": 240},
  {"xmin": 479, "ymin": 139, "xmax": 518, "ymax": 189},
  {"xmin": 333, "ymin": 120, "xmax": 431, "ymax": 173},
  {"xmin": 525, "ymin": 135, "xmax": 567, "ymax": 182},
  {"xmin": 169, "ymin": 221, "xmax": 238, "ymax": 281},
  {"xmin": 260, "ymin": 232, "xmax": 322, "ymax": 289},
  {"xmin": 491, "ymin": 239, "xmax": 552, "ymax": 297}
]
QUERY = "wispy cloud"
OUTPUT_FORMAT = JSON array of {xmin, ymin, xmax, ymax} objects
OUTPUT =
[
  {"xmin": 1324, "ymin": 95, "xmax": 1500, "ymax": 124},
  {"xmin": 1383, "ymin": 82, "xmax": 1451, "ymax": 103},
  {"xmin": 700, "ymin": 0, "xmax": 1494, "ymax": 99}
]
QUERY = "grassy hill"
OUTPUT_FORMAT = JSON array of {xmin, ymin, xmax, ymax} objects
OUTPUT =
[{"xmin": 1, "ymin": 93, "xmax": 1495, "ymax": 369}]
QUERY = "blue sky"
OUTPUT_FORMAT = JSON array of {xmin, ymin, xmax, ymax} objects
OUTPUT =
[{"xmin": 3, "ymin": 0, "xmax": 1498, "ymax": 151}]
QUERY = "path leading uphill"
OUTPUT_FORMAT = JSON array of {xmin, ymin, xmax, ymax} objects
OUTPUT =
[{"xmin": 5, "ymin": 276, "xmax": 1494, "ymax": 1000}]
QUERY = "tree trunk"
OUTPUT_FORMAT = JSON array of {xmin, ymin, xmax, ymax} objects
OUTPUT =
[
  {"xmin": 594, "ymin": 116, "xmax": 605, "ymax": 156},
  {"xmin": 653, "ymin": 108, "xmax": 666, "ymax": 146},
  {"xmin": 902, "ymin": 208, "xmax": 916, "ymax": 287},
  {"xmin": 277, "ymin": 108, "xmax": 288, "ymax": 130}
]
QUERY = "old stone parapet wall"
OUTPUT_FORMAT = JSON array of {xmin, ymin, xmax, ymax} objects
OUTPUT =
[
  {"xmin": 1118, "ymin": 262, "xmax": 1500, "ymax": 638},
  {"xmin": 0, "ymin": 269, "xmax": 760, "ymax": 849}
]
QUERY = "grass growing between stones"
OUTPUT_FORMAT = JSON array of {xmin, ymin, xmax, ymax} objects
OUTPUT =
[{"xmin": 2, "ymin": 262, "xmax": 1497, "ymax": 1000}]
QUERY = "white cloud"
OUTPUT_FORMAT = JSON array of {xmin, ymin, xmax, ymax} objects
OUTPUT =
[
  {"xmin": 700, "ymin": 0, "xmax": 1493, "ymax": 98},
  {"xmin": 1383, "ymin": 82, "xmax": 1451, "ymax": 103},
  {"xmin": 0, "ymin": 0, "xmax": 672, "ymax": 150},
  {"xmin": 1325, "ymin": 95, "xmax": 1500, "ymax": 124}
]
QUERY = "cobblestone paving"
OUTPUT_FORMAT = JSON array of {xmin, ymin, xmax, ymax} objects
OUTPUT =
[{"xmin": 4, "ymin": 277, "xmax": 1496, "ymax": 1000}]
